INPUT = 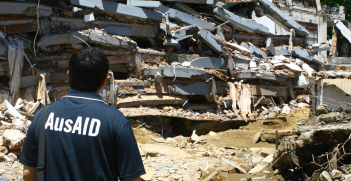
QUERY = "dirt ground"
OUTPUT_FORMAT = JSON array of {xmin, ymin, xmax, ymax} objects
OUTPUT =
[{"xmin": 132, "ymin": 108, "xmax": 310, "ymax": 180}]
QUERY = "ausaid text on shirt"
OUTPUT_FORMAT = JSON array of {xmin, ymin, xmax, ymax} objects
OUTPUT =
[{"xmin": 44, "ymin": 112, "xmax": 100, "ymax": 137}]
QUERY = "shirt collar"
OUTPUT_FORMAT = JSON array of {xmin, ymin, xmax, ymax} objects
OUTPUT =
[{"xmin": 66, "ymin": 89, "xmax": 104, "ymax": 101}]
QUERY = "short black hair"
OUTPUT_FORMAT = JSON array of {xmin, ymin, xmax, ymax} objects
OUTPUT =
[{"xmin": 68, "ymin": 47, "xmax": 109, "ymax": 92}]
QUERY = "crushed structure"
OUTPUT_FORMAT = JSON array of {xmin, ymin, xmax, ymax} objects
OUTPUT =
[{"xmin": 0, "ymin": 0, "xmax": 351, "ymax": 180}]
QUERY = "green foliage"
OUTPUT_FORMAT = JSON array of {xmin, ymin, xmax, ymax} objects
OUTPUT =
[{"xmin": 320, "ymin": 0, "xmax": 351, "ymax": 21}]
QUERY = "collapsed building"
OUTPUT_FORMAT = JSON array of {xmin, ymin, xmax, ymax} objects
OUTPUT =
[{"xmin": 0, "ymin": 0, "xmax": 351, "ymax": 180}]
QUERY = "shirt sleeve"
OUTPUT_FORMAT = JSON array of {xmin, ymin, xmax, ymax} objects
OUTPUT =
[
  {"xmin": 19, "ymin": 108, "xmax": 42, "ymax": 167},
  {"xmin": 115, "ymin": 121, "xmax": 145, "ymax": 181}
]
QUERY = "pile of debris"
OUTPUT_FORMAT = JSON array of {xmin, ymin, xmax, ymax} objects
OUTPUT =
[{"xmin": 271, "ymin": 104, "xmax": 351, "ymax": 180}]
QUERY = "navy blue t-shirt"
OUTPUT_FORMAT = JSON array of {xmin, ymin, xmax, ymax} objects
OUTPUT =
[{"xmin": 20, "ymin": 90, "xmax": 145, "ymax": 181}]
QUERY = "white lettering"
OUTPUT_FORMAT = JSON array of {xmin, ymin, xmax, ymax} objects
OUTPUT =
[
  {"xmin": 88, "ymin": 118, "xmax": 100, "ymax": 137},
  {"xmin": 72, "ymin": 116, "xmax": 82, "ymax": 134},
  {"xmin": 54, "ymin": 117, "xmax": 64, "ymax": 131},
  {"xmin": 63, "ymin": 119, "xmax": 73, "ymax": 133},
  {"xmin": 82, "ymin": 117, "xmax": 90, "ymax": 135},
  {"xmin": 45, "ymin": 112, "xmax": 54, "ymax": 130}
]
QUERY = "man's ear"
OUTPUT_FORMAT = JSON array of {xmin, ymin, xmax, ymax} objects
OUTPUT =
[{"xmin": 67, "ymin": 70, "xmax": 70, "ymax": 80}]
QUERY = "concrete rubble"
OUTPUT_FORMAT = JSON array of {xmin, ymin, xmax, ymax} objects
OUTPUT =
[{"xmin": 0, "ymin": 0, "xmax": 350, "ymax": 180}]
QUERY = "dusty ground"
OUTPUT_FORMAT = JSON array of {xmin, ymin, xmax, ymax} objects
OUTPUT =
[{"xmin": 132, "ymin": 108, "xmax": 310, "ymax": 180}]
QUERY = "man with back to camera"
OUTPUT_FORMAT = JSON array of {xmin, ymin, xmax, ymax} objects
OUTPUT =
[{"xmin": 19, "ymin": 47, "xmax": 145, "ymax": 181}]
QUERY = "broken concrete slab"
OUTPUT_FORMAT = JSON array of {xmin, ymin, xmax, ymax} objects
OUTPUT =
[
  {"xmin": 37, "ymin": 32, "xmax": 89, "ymax": 47},
  {"xmin": 50, "ymin": 17, "xmax": 156, "ymax": 38},
  {"xmin": 127, "ymin": 0, "xmax": 162, "ymax": 10},
  {"xmin": 266, "ymin": 38, "xmax": 276, "ymax": 56},
  {"xmin": 214, "ymin": 7, "xmax": 269, "ymax": 35},
  {"xmin": 115, "ymin": 80, "xmax": 211, "ymax": 95},
  {"xmin": 309, "ymin": 43, "xmax": 331, "ymax": 53},
  {"xmin": 163, "ymin": 67, "xmax": 209, "ymax": 79},
  {"xmin": 172, "ymin": 24, "xmax": 197, "ymax": 41},
  {"xmin": 235, "ymin": 72, "xmax": 289, "ymax": 82},
  {"xmin": 292, "ymin": 47, "xmax": 313, "ymax": 62},
  {"xmin": 70, "ymin": 0, "xmax": 163, "ymax": 21},
  {"xmin": 144, "ymin": 67, "xmax": 163, "ymax": 76},
  {"xmin": 335, "ymin": 20, "xmax": 351, "ymax": 43},
  {"xmin": 258, "ymin": 0, "xmax": 309, "ymax": 36},
  {"xmin": 84, "ymin": 32, "xmax": 138, "ymax": 51},
  {"xmin": 104, "ymin": 26, "xmax": 132, "ymax": 37},
  {"xmin": 189, "ymin": 57, "xmax": 225, "ymax": 69},
  {"xmin": 250, "ymin": 85, "xmax": 288, "ymax": 98},
  {"xmin": 117, "ymin": 95, "xmax": 187, "ymax": 108},
  {"xmin": 277, "ymin": 47, "xmax": 289, "ymax": 56},
  {"xmin": 0, "ymin": 2, "xmax": 52, "ymax": 16},
  {"xmin": 170, "ymin": 82, "xmax": 210, "ymax": 95},
  {"xmin": 312, "ymin": 54, "xmax": 326, "ymax": 64},
  {"xmin": 225, "ymin": 42, "xmax": 250, "ymax": 53},
  {"xmin": 241, "ymin": 42, "xmax": 267, "ymax": 58},
  {"xmin": 159, "ymin": 6, "xmax": 214, "ymax": 30},
  {"xmin": 198, "ymin": 30, "xmax": 222, "ymax": 53}
]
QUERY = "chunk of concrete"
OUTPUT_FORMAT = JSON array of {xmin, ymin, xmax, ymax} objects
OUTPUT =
[
  {"xmin": 2, "ymin": 130, "xmax": 26, "ymax": 149},
  {"xmin": 330, "ymin": 169, "xmax": 342, "ymax": 179},
  {"xmin": 320, "ymin": 171, "xmax": 332, "ymax": 181},
  {"xmin": 198, "ymin": 30, "xmax": 222, "ymax": 53},
  {"xmin": 214, "ymin": 7, "xmax": 269, "ymax": 34},
  {"xmin": 190, "ymin": 57, "xmax": 225, "ymax": 69},
  {"xmin": 159, "ymin": 6, "xmax": 214, "ymax": 30},
  {"xmin": 233, "ymin": 59, "xmax": 249, "ymax": 70},
  {"xmin": 249, "ymin": 155, "xmax": 274, "ymax": 173},
  {"xmin": 266, "ymin": 38, "xmax": 276, "ymax": 56},
  {"xmin": 37, "ymin": 32, "xmax": 89, "ymax": 47},
  {"xmin": 70, "ymin": 0, "xmax": 163, "ymax": 21}
]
